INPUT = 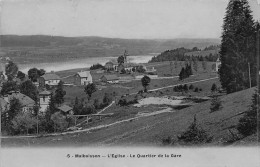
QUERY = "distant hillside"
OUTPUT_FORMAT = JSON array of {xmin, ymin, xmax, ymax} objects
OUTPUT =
[
  {"xmin": 0, "ymin": 35, "xmax": 220, "ymax": 49},
  {"xmin": 0, "ymin": 35, "xmax": 220, "ymax": 64}
]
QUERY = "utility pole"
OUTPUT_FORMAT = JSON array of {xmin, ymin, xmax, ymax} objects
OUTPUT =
[
  {"xmin": 37, "ymin": 113, "xmax": 39, "ymax": 135},
  {"xmin": 256, "ymin": 29, "xmax": 259, "ymax": 143},
  {"xmin": 248, "ymin": 62, "xmax": 251, "ymax": 88}
]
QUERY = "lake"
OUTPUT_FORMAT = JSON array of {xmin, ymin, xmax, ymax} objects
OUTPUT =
[{"xmin": 19, "ymin": 54, "xmax": 156, "ymax": 73}]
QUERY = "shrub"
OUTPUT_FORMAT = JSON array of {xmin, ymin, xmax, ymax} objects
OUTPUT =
[
  {"xmin": 90, "ymin": 63, "xmax": 105, "ymax": 70},
  {"xmin": 173, "ymin": 86, "xmax": 179, "ymax": 92},
  {"xmin": 162, "ymin": 136, "xmax": 174, "ymax": 145},
  {"xmin": 51, "ymin": 112, "xmax": 69, "ymax": 132},
  {"xmin": 93, "ymin": 99, "xmax": 101, "ymax": 109},
  {"xmin": 189, "ymin": 84, "xmax": 194, "ymax": 90},
  {"xmin": 183, "ymin": 84, "xmax": 188, "ymax": 92},
  {"xmin": 117, "ymin": 98, "xmax": 138, "ymax": 106},
  {"xmin": 177, "ymin": 115, "xmax": 212, "ymax": 144},
  {"xmin": 118, "ymin": 99, "xmax": 127, "ymax": 106},
  {"xmin": 81, "ymin": 104, "xmax": 96, "ymax": 115},
  {"xmin": 194, "ymin": 87, "xmax": 199, "ymax": 92},
  {"xmin": 103, "ymin": 93, "xmax": 112, "ymax": 106},
  {"xmin": 210, "ymin": 95, "xmax": 222, "ymax": 112},
  {"xmin": 237, "ymin": 91, "xmax": 257, "ymax": 136},
  {"xmin": 211, "ymin": 83, "xmax": 217, "ymax": 92},
  {"xmin": 199, "ymin": 88, "xmax": 202, "ymax": 91},
  {"xmin": 178, "ymin": 85, "xmax": 183, "ymax": 90}
]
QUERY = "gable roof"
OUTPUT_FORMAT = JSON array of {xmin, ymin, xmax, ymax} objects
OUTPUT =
[
  {"xmin": 101, "ymin": 74, "xmax": 119, "ymax": 81},
  {"xmin": 76, "ymin": 71, "xmax": 92, "ymax": 78},
  {"xmin": 39, "ymin": 90, "xmax": 52, "ymax": 95},
  {"xmin": 5, "ymin": 92, "xmax": 35, "ymax": 107},
  {"xmin": 41, "ymin": 73, "xmax": 61, "ymax": 80},
  {"xmin": 57, "ymin": 105, "xmax": 72, "ymax": 113},
  {"xmin": 105, "ymin": 61, "xmax": 114, "ymax": 65}
]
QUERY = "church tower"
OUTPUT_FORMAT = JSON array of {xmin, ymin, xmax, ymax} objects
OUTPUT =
[
  {"xmin": 123, "ymin": 50, "xmax": 129, "ymax": 64},
  {"xmin": 39, "ymin": 90, "xmax": 52, "ymax": 113}
]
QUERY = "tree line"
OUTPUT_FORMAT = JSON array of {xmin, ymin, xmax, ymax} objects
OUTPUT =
[{"xmin": 149, "ymin": 46, "xmax": 219, "ymax": 63}]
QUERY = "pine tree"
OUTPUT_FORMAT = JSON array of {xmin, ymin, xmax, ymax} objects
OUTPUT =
[
  {"xmin": 54, "ymin": 81, "xmax": 66, "ymax": 105},
  {"xmin": 73, "ymin": 97, "xmax": 81, "ymax": 115},
  {"xmin": 219, "ymin": 0, "xmax": 257, "ymax": 93},
  {"xmin": 237, "ymin": 90, "xmax": 258, "ymax": 136}
]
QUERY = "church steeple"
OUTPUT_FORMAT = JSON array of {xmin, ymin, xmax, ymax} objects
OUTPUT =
[{"xmin": 123, "ymin": 50, "xmax": 129, "ymax": 63}]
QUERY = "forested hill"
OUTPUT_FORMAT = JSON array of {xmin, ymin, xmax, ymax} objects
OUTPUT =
[
  {"xmin": 149, "ymin": 45, "xmax": 220, "ymax": 63},
  {"xmin": 0, "ymin": 35, "xmax": 220, "ymax": 51}
]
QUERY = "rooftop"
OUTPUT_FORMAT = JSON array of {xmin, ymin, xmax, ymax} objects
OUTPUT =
[
  {"xmin": 101, "ymin": 74, "xmax": 119, "ymax": 81},
  {"xmin": 39, "ymin": 90, "xmax": 52, "ymax": 95},
  {"xmin": 57, "ymin": 105, "xmax": 73, "ymax": 113},
  {"xmin": 4, "ymin": 92, "xmax": 35, "ymax": 107},
  {"xmin": 76, "ymin": 71, "xmax": 92, "ymax": 78},
  {"xmin": 41, "ymin": 73, "xmax": 61, "ymax": 80}
]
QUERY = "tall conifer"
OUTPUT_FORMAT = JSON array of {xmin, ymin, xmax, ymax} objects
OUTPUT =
[{"xmin": 219, "ymin": 0, "xmax": 257, "ymax": 93}]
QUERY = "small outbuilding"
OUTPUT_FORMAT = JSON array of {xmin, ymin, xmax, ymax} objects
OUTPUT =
[
  {"xmin": 57, "ymin": 104, "xmax": 74, "ymax": 115},
  {"xmin": 100, "ymin": 74, "xmax": 119, "ymax": 83}
]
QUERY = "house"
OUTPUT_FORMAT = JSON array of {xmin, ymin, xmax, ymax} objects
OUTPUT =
[
  {"xmin": 100, "ymin": 74, "xmax": 119, "ymax": 83},
  {"xmin": 39, "ymin": 72, "xmax": 61, "ymax": 87},
  {"xmin": 57, "ymin": 104, "xmax": 73, "ymax": 115},
  {"xmin": 74, "ymin": 71, "xmax": 93, "ymax": 86},
  {"xmin": 105, "ymin": 61, "xmax": 118, "ymax": 71},
  {"xmin": 39, "ymin": 90, "xmax": 52, "ymax": 113},
  {"xmin": 116, "ymin": 63, "xmax": 139, "ymax": 73},
  {"xmin": 216, "ymin": 57, "xmax": 221, "ymax": 72},
  {"xmin": 1, "ymin": 91, "xmax": 35, "ymax": 113},
  {"xmin": 105, "ymin": 62, "xmax": 115, "ymax": 71},
  {"xmin": 145, "ymin": 66, "xmax": 156, "ymax": 72}
]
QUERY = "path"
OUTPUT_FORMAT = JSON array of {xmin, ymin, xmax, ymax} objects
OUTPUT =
[
  {"xmin": 130, "ymin": 76, "xmax": 218, "ymax": 95},
  {"xmin": 97, "ymin": 101, "xmax": 115, "ymax": 114}
]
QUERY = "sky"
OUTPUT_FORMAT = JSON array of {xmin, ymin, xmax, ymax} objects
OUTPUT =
[{"xmin": 0, "ymin": 0, "xmax": 259, "ymax": 39}]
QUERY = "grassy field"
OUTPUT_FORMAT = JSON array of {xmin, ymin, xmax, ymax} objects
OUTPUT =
[
  {"xmin": 60, "ymin": 60, "xmax": 218, "ymax": 106},
  {"xmin": 2, "ymin": 87, "xmax": 256, "ymax": 147}
]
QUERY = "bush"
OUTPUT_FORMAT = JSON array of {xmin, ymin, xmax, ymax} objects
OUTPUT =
[
  {"xmin": 81, "ymin": 104, "xmax": 96, "ymax": 115},
  {"xmin": 211, "ymin": 83, "xmax": 217, "ymax": 92},
  {"xmin": 117, "ymin": 98, "xmax": 138, "ymax": 107},
  {"xmin": 183, "ymin": 84, "xmax": 188, "ymax": 92},
  {"xmin": 210, "ymin": 95, "xmax": 222, "ymax": 112},
  {"xmin": 189, "ymin": 84, "xmax": 194, "ymax": 90},
  {"xmin": 237, "ymin": 91, "xmax": 257, "ymax": 136},
  {"xmin": 177, "ymin": 115, "xmax": 212, "ymax": 145},
  {"xmin": 199, "ymin": 88, "xmax": 202, "ymax": 91},
  {"xmin": 51, "ymin": 112, "xmax": 69, "ymax": 132},
  {"xmin": 194, "ymin": 87, "xmax": 199, "ymax": 92},
  {"xmin": 103, "ymin": 93, "xmax": 112, "ymax": 106},
  {"xmin": 173, "ymin": 86, "xmax": 179, "ymax": 92},
  {"xmin": 162, "ymin": 136, "xmax": 174, "ymax": 145},
  {"xmin": 90, "ymin": 63, "xmax": 105, "ymax": 70},
  {"xmin": 118, "ymin": 99, "xmax": 127, "ymax": 106},
  {"xmin": 93, "ymin": 99, "xmax": 101, "ymax": 109}
]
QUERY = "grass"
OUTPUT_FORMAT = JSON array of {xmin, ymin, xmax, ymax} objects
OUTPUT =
[{"xmin": 2, "ymin": 87, "xmax": 256, "ymax": 147}]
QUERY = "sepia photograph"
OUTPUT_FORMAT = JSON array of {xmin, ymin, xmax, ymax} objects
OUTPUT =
[{"xmin": 0, "ymin": 0, "xmax": 259, "ymax": 166}]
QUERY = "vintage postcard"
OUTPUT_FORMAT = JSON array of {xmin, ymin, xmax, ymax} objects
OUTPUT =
[{"xmin": 0, "ymin": 0, "xmax": 259, "ymax": 166}]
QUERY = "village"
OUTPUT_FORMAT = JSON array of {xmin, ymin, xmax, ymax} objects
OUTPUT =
[
  {"xmin": 0, "ymin": 0, "xmax": 258, "ymax": 150},
  {"xmin": 0, "ymin": 46, "xmax": 225, "ymax": 140}
]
